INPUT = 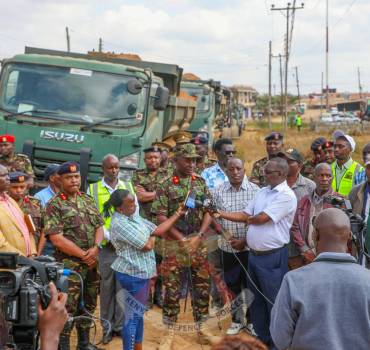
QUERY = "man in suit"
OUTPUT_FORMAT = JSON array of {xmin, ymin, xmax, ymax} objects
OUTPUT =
[{"xmin": 0, "ymin": 164, "xmax": 36, "ymax": 256}]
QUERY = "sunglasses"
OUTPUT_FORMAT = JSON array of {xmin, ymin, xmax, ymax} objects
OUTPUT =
[{"xmin": 224, "ymin": 150, "xmax": 237, "ymax": 155}]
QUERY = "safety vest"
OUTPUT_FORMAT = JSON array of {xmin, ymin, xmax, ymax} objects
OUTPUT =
[
  {"xmin": 89, "ymin": 179, "xmax": 134, "ymax": 230},
  {"xmin": 331, "ymin": 160, "xmax": 359, "ymax": 196}
]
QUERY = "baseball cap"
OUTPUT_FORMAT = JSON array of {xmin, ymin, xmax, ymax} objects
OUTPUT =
[
  {"xmin": 332, "ymin": 130, "xmax": 356, "ymax": 151},
  {"xmin": 44, "ymin": 164, "xmax": 60, "ymax": 181}
]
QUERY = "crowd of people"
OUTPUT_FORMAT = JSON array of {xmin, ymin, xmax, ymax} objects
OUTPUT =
[{"xmin": 0, "ymin": 129, "xmax": 370, "ymax": 350}]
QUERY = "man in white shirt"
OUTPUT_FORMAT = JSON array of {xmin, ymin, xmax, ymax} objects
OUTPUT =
[{"xmin": 217, "ymin": 157, "xmax": 297, "ymax": 347}]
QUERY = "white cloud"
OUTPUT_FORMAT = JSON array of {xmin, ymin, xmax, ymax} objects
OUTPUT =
[{"xmin": 0, "ymin": 0, "xmax": 369, "ymax": 93}]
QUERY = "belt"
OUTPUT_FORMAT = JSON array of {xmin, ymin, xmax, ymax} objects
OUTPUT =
[{"xmin": 249, "ymin": 244, "xmax": 287, "ymax": 256}]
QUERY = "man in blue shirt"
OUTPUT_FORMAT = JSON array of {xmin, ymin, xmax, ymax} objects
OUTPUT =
[
  {"xmin": 201, "ymin": 138, "xmax": 235, "ymax": 191},
  {"xmin": 35, "ymin": 163, "xmax": 60, "ymax": 255}
]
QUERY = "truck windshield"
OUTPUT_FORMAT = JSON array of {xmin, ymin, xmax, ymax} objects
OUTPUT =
[
  {"xmin": 0, "ymin": 63, "xmax": 147, "ymax": 127},
  {"xmin": 182, "ymin": 87, "xmax": 210, "ymax": 112}
]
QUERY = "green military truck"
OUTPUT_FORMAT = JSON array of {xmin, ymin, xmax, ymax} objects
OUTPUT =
[
  {"xmin": 0, "ymin": 47, "xmax": 195, "ymax": 188},
  {"xmin": 180, "ymin": 79, "xmax": 221, "ymax": 144}
]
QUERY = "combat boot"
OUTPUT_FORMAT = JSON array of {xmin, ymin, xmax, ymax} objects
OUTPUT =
[{"xmin": 76, "ymin": 328, "xmax": 103, "ymax": 350}]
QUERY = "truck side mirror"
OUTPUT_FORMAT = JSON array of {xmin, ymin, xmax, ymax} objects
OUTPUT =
[
  {"xmin": 127, "ymin": 79, "xmax": 143, "ymax": 95},
  {"xmin": 154, "ymin": 86, "xmax": 169, "ymax": 111}
]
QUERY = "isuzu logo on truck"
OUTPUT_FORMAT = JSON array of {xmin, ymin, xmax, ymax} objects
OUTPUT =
[{"xmin": 40, "ymin": 130, "xmax": 85, "ymax": 143}]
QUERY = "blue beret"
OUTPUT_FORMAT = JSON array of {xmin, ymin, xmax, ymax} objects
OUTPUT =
[
  {"xmin": 265, "ymin": 132, "xmax": 283, "ymax": 141},
  {"xmin": 57, "ymin": 161, "xmax": 80, "ymax": 175},
  {"xmin": 44, "ymin": 164, "xmax": 60, "ymax": 181},
  {"xmin": 9, "ymin": 172, "xmax": 29, "ymax": 183}
]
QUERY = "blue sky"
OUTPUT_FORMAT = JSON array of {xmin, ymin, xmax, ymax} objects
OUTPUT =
[{"xmin": 0, "ymin": 0, "xmax": 368, "ymax": 94}]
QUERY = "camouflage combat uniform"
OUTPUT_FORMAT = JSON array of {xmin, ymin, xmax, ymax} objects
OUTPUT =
[
  {"xmin": 250, "ymin": 156, "xmax": 269, "ymax": 187},
  {"xmin": 301, "ymin": 158, "xmax": 317, "ymax": 180},
  {"xmin": 0, "ymin": 153, "xmax": 34, "ymax": 177},
  {"xmin": 18, "ymin": 195, "xmax": 43, "ymax": 246},
  {"xmin": 151, "ymin": 172, "xmax": 211, "ymax": 322},
  {"xmin": 132, "ymin": 168, "xmax": 168, "ymax": 220},
  {"xmin": 44, "ymin": 192, "xmax": 103, "ymax": 333}
]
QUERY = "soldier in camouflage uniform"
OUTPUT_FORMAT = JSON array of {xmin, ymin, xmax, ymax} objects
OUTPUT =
[
  {"xmin": 8, "ymin": 172, "xmax": 43, "ymax": 252},
  {"xmin": 301, "ymin": 137, "xmax": 327, "ymax": 180},
  {"xmin": 250, "ymin": 132, "xmax": 284, "ymax": 187},
  {"xmin": 132, "ymin": 146, "xmax": 168, "ymax": 308},
  {"xmin": 44, "ymin": 161, "xmax": 104, "ymax": 350},
  {"xmin": 152, "ymin": 143, "xmax": 212, "ymax": 328},
  {"xmin": 191, "ymin": 135, "xmax": 216, "ymax": 174},
  {"xmin": 0, "ymin": 134, "xmax": 34, "ymax": 187}
]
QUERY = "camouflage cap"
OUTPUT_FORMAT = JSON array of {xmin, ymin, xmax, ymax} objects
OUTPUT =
[{"xmin": 174, "ymin": 143, "xmax": 201, "ymax": 158}]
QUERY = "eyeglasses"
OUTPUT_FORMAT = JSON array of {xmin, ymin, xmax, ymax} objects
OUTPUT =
[
  {"xmin": 264, "ymin": 170, "xmax": 280, "ymax": 175},
  {"xmin": 224, "ymin": 150, "xmax": 237, "ymax": 155}
]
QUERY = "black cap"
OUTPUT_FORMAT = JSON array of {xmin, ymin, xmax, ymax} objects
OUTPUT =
[
  {"xmin": 44, "ymin": 164, "xmax": 60, "ymax": 181},
  {"xmin": 57, "ymin": 161, "xmax": 80, "ymax": 175},
  {"xmin": 277, "ymin": 148, "xmax": 304, "ymax": 164},
  {"xmin": 265, "ymin": 132, "xmax": 283, "ymax": 141},
  {"xmin": 191, "ymin": 135, "xmax": 208, "ymax": 145},
  {"xmin": 143, "ymin": 146, "xmax": 161, "ymax": 153},
  {"xmin": 9, "ymin": 172, "xmax": 29, "ymax": 183},
  {"xmin": 311, "ymin": 137, "xmax": 327, "ymax": 152}
]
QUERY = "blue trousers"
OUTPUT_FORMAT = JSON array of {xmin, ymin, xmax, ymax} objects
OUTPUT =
[
  {"xmin": 115, "ymin": 272, "xmax": 150, "ymax": 350},
  {"xmin": 248, "ymin": 247, "xmax": 288, "ymax": 346}
]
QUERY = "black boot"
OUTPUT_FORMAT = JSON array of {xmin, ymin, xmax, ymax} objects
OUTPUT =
[
  {"xmin": 77, "ymin": 328, "xmax": 103, "ymax": 350},
  {"xmin": 58, "ymin": 334, "xmax": 70, "ymax": 350},
  {"xmin": 153, "ymin": 279, "xmax": 163, "ymax": 308}
]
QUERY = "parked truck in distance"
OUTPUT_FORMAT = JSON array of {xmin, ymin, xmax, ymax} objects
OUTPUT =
[
  {"xmin": 0, "ymin": 47, "xmax": 196, "ymax": 188},
  {"xmin": 180, "ymin": 76, "xmax": 221, "ymax": 145}
]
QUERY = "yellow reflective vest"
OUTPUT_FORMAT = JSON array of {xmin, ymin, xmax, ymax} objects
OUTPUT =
[
  {"xmin": 89, "ymin": 179, "xmax": 134, "ymax": 230},
  {"xmin": 331, "ymin": 160, "xmax": 360, "ymax": 196}
]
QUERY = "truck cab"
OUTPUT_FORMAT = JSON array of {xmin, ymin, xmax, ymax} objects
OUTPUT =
[{"xmin": 0, "ymin": 47, "xmax": 195, "ymax": 188}]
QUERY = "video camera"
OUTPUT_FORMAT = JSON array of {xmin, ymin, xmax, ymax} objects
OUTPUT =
[
  {"xmin": 324, "ymin": 195, "xmax": 368, "ymax": 263},
  {"xmin": 0, "ymin": 253, "xmax": 69, "ymax": 350}
]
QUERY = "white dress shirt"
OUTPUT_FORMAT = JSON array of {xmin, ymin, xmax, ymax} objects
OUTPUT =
[{"xmin": 244, "ymin": 180, "xmax": 297, "ymax": 251}]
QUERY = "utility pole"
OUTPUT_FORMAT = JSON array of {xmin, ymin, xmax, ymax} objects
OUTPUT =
[
  {"xmin": 268, "ymin": 40, "xmax": 272, "ymax": 130},
  {"xmin": 279, "ymin": 54, "xmax": 284, "ymax": 118},
  {"xmin": 99, "ymin": 38, "xmax": 103, "ymax": 53},
  {"xmin": 295, "ymin": 66, "xmax": 301, "ymax": 106},
  {"xmin": 65, "ymin": 27, "xmax": 70, "ymax": 52},
  {"xmin": 325, "ymin": 0, "xmax": 329, "ymax": 111},
  {"xmin": 271, "ymin": 2, "xmax": 304, "ymax": 130},
  {"xmin": 358, "ymin": 67, "xmax": 363, "ymax": 99}
]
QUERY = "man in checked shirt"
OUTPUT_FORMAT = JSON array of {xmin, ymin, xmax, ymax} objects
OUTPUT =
[{"xmin": 212, "ymin": 157, "xmax": 259, "ymax": 336}]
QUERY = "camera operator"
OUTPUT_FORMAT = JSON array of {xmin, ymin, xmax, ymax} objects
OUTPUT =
[
  {"xmin": 38, "ymin": 282, "xmax": 68, "ymax": 350},
  {"xmin": 349, "ymin": 156, "xmax": 370, "ymax": 254},
  {"xmin": 291, "ymin": 163, "xmax": 339, "ymax": 264},
  {"xmin": 270, "ymin": 208, "xmax": 370, "ymax": 350}
]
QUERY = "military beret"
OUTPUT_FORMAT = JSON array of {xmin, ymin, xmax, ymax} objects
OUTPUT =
[
  {"xmin": 143, "ymin": 146, "xmax": 161, "ymax": 153},
  {"xmin": 44, "ymin": 164, "xmax": 60, "ymax": 181},
  {"xmin": 265, "ymin": 132, "xmax": 283, "ymax": 141},
  {"xmin": 174, "ymin": 144, "xmax": 200, "ymax": 159},
  {"xmin": 322, "ymin": 141, "xmax": 334, "ymax": 150},
  {"xmin": 191, "ymin": 135, "xmax": 208, "ymax": 145},
  {"xmin": 311, "ymin": 137, "xmax": 327, "ymax": 151},
  {"xmin": 9, "ymin": 172, "xmax": 29, "ymax": 183},
  {"xmin": 0, "ymin": 134, "xmax": 15, "ymax": 143},
  {"xmin": 57, "ymin": 161, "xmax": 80, "ymax": 175}
]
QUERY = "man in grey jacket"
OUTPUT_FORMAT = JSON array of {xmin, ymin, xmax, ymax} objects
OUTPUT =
[{"xmin": 270, "ymin": 208, "xmax": 370, "ymax": 350}]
